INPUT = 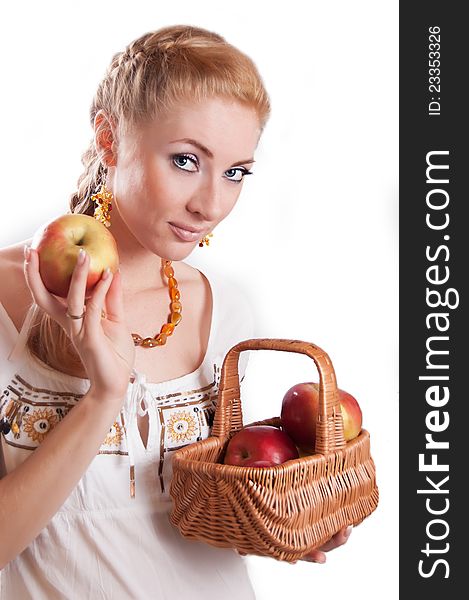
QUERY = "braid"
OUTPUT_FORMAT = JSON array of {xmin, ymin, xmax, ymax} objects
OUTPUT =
[
  {"xmin": 111, "ymin": 26, "xmax": 226, "ymax": 71},
  {"xmin": 68, "ymin": 141, "xmax": 106, "ymax": 215}
]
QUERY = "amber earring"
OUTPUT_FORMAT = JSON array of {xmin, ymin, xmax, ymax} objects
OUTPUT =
[
  {"xmin": 199, "ymin": 233, "xmax": 213, "ymax": 247},
  {"xmin": 91, "ymin": 184, "xmax": 113, "ymax": 228}
]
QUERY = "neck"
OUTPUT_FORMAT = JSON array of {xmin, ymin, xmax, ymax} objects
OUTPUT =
[{"xmin": 106, "ymin": 201, "xmax": 170, "ymax": 295}]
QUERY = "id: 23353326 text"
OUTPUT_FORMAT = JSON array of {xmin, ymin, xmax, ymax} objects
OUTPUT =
[{"xmin": 428, "ymin": 26, "xmax": 441, "ymax": 116}]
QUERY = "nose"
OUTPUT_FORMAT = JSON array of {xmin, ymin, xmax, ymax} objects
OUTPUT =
[{"xmin": 186, "ymin": 176, "xmax": 227, "ymax": 224}]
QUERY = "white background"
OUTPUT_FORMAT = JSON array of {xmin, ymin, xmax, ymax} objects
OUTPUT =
[{"xmin": 0, "ymin": 1, "xmax": 398, "ymax": 598}]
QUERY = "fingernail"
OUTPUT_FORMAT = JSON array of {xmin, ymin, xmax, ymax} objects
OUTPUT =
[
  {"xmin": 24, "ymin": 245, "xmax": 31, "ymax": 261},
  {"xmin": 78, "ymin": 248, "xmax": 86, "ymax": 265},
  {"xmin": 345, "ymin": 526, "xmax": 353, "ymax": 538},
  {"xmin": 102, "ymin": 267, "xmax": 111, "ymax": 280}
]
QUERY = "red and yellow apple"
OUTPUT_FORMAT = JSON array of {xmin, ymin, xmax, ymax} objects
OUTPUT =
[
  {"xmin": 31, "ymin": 214, "xmax": 119, "ymax": 299},
  {"xmin": 280, "ymin": 382, "xmax": 362, "ymax": 453},
  {"xmin": 223, "ymin": 425, "xmax": 299, "ymax": 467}
]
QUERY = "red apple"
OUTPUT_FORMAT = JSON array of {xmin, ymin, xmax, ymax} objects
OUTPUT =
[
  {"xmin": 280, "ymin": 382, "xmax": 362, "ymax": 453},
  {"xmin": 31, "ymin": 214, "xmax": 119, "ymax": 299},
  {"xmin": 223, "ymin": 425, "xmax": 299, "ymax": 467}
]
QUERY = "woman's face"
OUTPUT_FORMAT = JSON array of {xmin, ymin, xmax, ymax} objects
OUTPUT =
[{"xmin": 108, "ymin": 96, "xmax": 261, "ymax": 261}]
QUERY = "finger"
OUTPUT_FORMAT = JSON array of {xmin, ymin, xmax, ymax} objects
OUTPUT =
[
  {"xmin": 301, "ymin": 526, "xmax": 353, "ymax": 563},
  {"xmin": 66, "ymin": 249, "xmax": 91, "ymax": 336},
  {"xmin": 302, "ymin": 549, "xmax": 326, "ymax": 564},
  {"xmin": 319, "ymin": 526, "xmax": 352, "ymax": 552},
  {"xmin": 23, "ymin": 246, "xmax": 69, "ymax": 324},
  {"xmin": 102, "ymin": 268, "xmax": 124, "ymax": 323},
  {"xmin": 84, "ymin": 267, "xmax": 115, "ymax": 329}
]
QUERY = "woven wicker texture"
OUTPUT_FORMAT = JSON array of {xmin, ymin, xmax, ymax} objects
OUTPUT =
[{"xmin": 169, "ymin": 338, "xmax": 379, "ymax": 562}]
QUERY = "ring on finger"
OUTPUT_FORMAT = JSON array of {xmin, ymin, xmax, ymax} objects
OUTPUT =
[{"xmin": 66, "ymin": 308, "xmax": 86, "ymax": 320}]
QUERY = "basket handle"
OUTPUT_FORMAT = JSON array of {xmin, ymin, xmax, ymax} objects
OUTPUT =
[{"xmin": 212, "ymin": 338, "xmax": 346, "ymax": 455}]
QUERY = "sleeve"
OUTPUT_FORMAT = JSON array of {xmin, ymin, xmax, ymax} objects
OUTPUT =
[
  {"xmin": 0, "ymin": 301, "xmax": 20, "ymax": 391},
  {"xmin": 233, "ymin": 287, "xmax": 255, "ymax": 384},
  {"xmin": 0, "ymin": 302, "xmax": 18, "ymax": 357},
  {"xmin": 213, "ymin": 273, "xmax": 256, "ymax": 384}
]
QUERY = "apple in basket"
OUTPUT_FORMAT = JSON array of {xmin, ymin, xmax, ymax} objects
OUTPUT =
[
  {"xmin": 280, "ymin": 383, "xmax": 362, "ymax": 453},
  {"xmin": 31, "ymin": 214, "xmax": 119, "ymax": 299},
  {"xmin": 223, "ymin": 425, "xmax": 299, "ymax": 467}
]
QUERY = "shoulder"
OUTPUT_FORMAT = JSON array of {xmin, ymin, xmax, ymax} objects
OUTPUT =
[
  {"xmin": 168, "ymin": 261, "xmax": 256, "ymax": 342},
  {"xmin": 0, "ymin": 237, "xmax": 32, "ymax": 271},
  {"xmin": 211, "ymin": 269, "xmax": 253, "ymax": 315},
  {"xmin": 206, "ymin": 268, "xmax": 256, "ymax": 340},
  {"xmin": 205, "ymin": 271, "xmax": 256, "ymax": 380},
  {"xmin": 0, "ymin": 238, "xmax": 34, "ymax": 332}
]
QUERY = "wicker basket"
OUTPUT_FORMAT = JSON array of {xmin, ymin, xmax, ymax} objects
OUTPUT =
[{"xmin": 169, "ymin": 338, "xmax": 379, "ymax": 563}]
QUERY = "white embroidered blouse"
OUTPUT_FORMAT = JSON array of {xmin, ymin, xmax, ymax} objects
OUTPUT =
[{"xmin": 0, "ymin": 269, "xmax": 256, "ymax": 600}]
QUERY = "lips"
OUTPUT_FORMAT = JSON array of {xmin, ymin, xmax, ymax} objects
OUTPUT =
[
  {"xmin": 169, "ymin": 223, "xmax": 204, "ymax": 243},
  {"xmin": 169, "ymin": 222, "xmax": 204, "ymax": 234}
]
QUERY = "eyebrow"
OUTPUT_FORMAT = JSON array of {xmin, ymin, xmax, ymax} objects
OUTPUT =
[{"xmin": 170, "ymin": 138, "xmax": 255, "ymax": 167}]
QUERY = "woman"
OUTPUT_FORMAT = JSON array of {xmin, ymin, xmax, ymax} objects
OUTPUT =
[{"xmin": 0, "ymin": 24, "xmax": 350, "ymax": 599}]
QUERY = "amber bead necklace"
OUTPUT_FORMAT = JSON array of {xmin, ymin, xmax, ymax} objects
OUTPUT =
[
  {"xmin": 92, "ymin": 184, "xmax": 186, "ymax": 348},
  {"xmin": 131, "ymin": 259, "xmax": 182, "ymax": 348}
]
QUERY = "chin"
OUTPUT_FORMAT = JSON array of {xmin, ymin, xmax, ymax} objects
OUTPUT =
[{"xmin": 155, "ymin": 240, "xmax": 198, "ymax": 263}]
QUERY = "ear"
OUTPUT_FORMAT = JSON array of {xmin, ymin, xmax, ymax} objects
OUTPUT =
[{"xmin": 94, "ymin": 110, "xmax": 117, "ymax": 167}]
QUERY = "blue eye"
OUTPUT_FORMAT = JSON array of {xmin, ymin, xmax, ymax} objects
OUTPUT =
[
  {"xmin": 224, "ymin": 168, "xmax": 253, "ymax": 183},
  {"xmin": 172, "ymin": 154, "xmax": 198, "ymax": 171}
]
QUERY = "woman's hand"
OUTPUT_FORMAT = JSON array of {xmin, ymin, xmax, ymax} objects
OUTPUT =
[
  {"xmin": 236, "ymin": 525, "xmax": 353, "ymax": 562},
  {"xmin": 24, "ymin": 246, "xmax": 135, "ymax": 401},
  {"xmin": 300, "ymin": 526, "xmax": 353, "ymax": 564}
]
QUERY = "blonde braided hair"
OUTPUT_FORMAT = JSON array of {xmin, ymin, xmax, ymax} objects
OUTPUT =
[
  {"xmin": 27, "ymin": 24, "xmax": 271, "ymax": 375},
  {"xmin": 71, "ymin": 25, "xmax": 270, "ymax": 215}
]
